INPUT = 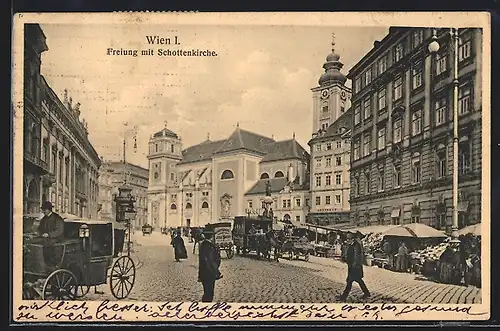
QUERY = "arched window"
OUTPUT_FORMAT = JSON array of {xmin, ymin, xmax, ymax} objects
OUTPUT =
[
  {"xmin": 274, "ymin": 171, "xmax": 284, "ymax": 178},
  {"xmin": 283, "ymin": 214, "xmax": 291, "ymax": 221},
  {"xmin": 221, "ymin": 170, "xmax": 234, "ymax": 180},
  {"xmin": 185, "ymin": 202, "xmax": 192, "ymax": 209},
  {"xmin": 170, "ymin": 204, "xmax": 177, "ymax": 210},
  {"xmin": 201, "ymin": 201, "xmax": 209, "ymax": 209},
  {"xmin": 260, "ymin": 172, "xmax": 270, "ymax": 179}
]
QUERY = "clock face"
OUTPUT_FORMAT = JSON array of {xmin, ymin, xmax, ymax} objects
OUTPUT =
[
  {"xmin": 321, "ymin": 89, "xmax": 329, "ymax": 99},
  {"xmin": 341, "ymin": 91, "xmax": 347, "ymax": 100}
]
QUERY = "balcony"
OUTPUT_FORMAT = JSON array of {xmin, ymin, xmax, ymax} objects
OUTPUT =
[{"xmin": 24, "ymin": 151, "xmax": 49, "ymax": 174}]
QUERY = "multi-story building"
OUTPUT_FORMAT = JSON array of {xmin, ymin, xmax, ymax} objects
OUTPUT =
[
  {"xmin": 98, "ymin": 160, "xmax": 149, "ymax": 228},
  {"xmin": 23, "ymin": 24, "xmax": 49, "ymax": 214},
  {"xmin": 347, "ymin": 27, "xmax": 482, "ymax": 233},
  {"xmin": 23, "ymin": 23, "xmax": 101, "ymax": 219},
  {"xmin": 147, "ymin": 126, "xmax": 310, "ymax": 229},
  {"xmin": 307, "ymin": 41, "xmax": 353, "ymax": 227}
]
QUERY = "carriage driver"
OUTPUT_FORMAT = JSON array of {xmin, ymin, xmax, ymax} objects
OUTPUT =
[{"xmin": 38, "ymin": 201, "xmax": 64, "ymax": 240}]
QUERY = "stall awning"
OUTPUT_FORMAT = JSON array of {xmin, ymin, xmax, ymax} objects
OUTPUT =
[
  {"xmin": 391, "ymin": 208, "xmax": 401, "ymax": 218},
  {"xmin": 307, "ymin": 226, "xmax": 328, "ymax": 234},
  {"xmin": 290, "ymin": 219, "xmax": 305, "ymax": 228}
]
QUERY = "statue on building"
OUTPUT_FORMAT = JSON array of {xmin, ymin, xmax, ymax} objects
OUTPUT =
[{"xmin": 265, "ymin": 180, "xmax": 271, "ymax": 197}]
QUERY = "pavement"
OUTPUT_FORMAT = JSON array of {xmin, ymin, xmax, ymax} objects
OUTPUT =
[{"xmin": 83, "ymin": 231, "xmax": 481, "ymax": 304}]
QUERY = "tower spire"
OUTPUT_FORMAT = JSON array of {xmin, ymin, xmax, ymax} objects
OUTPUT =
[
  {"xmin": 331, "ymin": 32, "xmax": 336, "ymax": 53},
  {"xmin": 164, "ymin": 120, "xmax": 168, "ymax": 129}
]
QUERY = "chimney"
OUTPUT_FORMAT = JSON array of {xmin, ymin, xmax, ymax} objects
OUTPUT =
[{"xmin": 287, "ymin": 163, "xmax": 295, "ymax": 183}]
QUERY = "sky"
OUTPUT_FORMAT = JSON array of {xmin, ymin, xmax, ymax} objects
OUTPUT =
[{"xmin": 39, "ymin": 24, "xmax": 389, "ymax": 169}]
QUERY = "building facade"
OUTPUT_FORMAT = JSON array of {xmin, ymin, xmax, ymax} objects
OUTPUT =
[
  {"xmin": 98, "ymin": 160, "xmax": 149, "ymax": 228},
  {"xmin": 23, "ymin": 23, "xmax": 101, "ymax": 219},
  {"xmin": 307, "ymin": 42, "xmax": 353, "ymax": 227},
  {"xmin": 347, "ymin": 27, "xmax": 482, "ymax": 232},
  {"xmin": 147, "ymin": 126, "xmax": 310, "ymax": 229}
]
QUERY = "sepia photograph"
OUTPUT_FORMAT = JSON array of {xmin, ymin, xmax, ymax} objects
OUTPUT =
[{"xmin": 12, "ymin": 12, "xmax": 490, "ymax": 322}]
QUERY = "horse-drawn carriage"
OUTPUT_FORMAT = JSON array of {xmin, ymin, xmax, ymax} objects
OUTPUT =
[
  {"xmin": 205, "ymin": 222, "xmax": 235, "ymax": 259},
  {"xmin": 281, "ymin": 226, "xmax": 313, "ymax": 261},
  {"xmin": 22, "ymin": 214, "xmax": 136, "ymax": 300},
  {"xmin": 142, "ymin": 223, "xmax": 153, "ymax": 235},
  {"xmin": 233, "ymin": 216, "xmax": 274, "ymax": 260}
]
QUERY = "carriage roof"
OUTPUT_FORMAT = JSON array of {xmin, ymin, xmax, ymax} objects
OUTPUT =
[{"xmin": 207, "ymin": 222, "xmax": 232, "ymax": 228}]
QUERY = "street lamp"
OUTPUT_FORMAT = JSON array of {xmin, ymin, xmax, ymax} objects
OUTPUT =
[
  {"xmin": 428, "ymin": 28, "xmax": 460, "ymax": 240},
  {"xmin": 122, "ymin": 123, "xmax": 138, "ymax": 184}
]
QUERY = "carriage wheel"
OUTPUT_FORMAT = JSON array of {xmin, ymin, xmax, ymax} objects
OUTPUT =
[
  {"xmin": 75, "ymin": 285, "xmax": 91, "ymax": 298},
  {"xmin": 42, "ymin": 270, "xmax": 78, "ymax": 300},
  {"xmin": 304, "ymin": 253, "xmax": 310, "ymax": 262},
  {"xmin": 110, "ymin": 256, "xmax": 136, "ymax": 299},
  {"xmin": 226, "ymin": 248, "xmax": 235, "ymax": 259}
]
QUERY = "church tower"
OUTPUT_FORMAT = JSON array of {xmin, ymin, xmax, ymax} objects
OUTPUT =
[
  {"xmin": 147, "ymin": 123, "xmax": 182, "ymax": 228},
  {"xmin": 311, "ymin": 33, "xmax": 352, "ymax": 135}
]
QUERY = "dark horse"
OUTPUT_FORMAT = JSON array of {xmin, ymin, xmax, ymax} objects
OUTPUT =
[{"xmin": 257, "ymin": 230, "xmax": 285, "ymax": 261}]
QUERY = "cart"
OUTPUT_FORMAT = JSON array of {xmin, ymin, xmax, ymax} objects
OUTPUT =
[
  {"xmin": 281, "ymin": 227, "xmax": 313, "ymax": 261},
  {"xmin": 205, "ymin": 222, "xmax": 234, "ymax": 259},
  {"xmin": 233, "ymin": 216, "xmax": 273, "ymax": 260},
  {"xmin": 23, "ymin": 215, "xmax": 136, "ymax": 300},
  {"xmin": 142, "ymin": 224, "xmax": 153, "ymax": 236}
]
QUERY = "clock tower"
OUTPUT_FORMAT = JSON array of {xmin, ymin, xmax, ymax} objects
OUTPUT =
[{"xmin": 311, "ymin": 33, "xmax": 352, "ymax": 135}]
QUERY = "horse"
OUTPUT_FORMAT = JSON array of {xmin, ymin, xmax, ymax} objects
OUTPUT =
[{"xmin": 256, "ymin": 230, "xmax": 284, "ymax": 262}]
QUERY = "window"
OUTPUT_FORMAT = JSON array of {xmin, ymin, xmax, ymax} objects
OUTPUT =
[
  {"xmin": 394, "ymin": 43, "xmax": 404, "ymax": 62},
  {"xmin": 325, "ymin": 174, "xmax": 331, "ymax": 186},
  {"xmin": 353, "ymin": 176, "xmax": 360, "ymax": 196},
  {"xmin": 171, "ymin": 144, "xmax": 175, "ymax": 153},
  {"xmin": 336, "ymin": 156, "xmax": 342, "ymax": 166},
  {"xmin": 393, "ymin": 76, "xmax": 403, "ymax": 101},
  {"xmin": 260, "ymin": 173, "xmax": 269, "ymax": 179},
  {"xmin": 337, "ymin": 141, "xmax": 342, "ymax": 149},
  {"xmin": 435, "ymin": 97, "xmax": 447, "ymax": 126},
  {"xmin": 326, "ymin": 143, "xmax": 332, "ymax": 150},
  {"xmin": 325, "ymin": 195, "xmax": 331, "ymax": 205},
  {"xmin": 295, "ymin": 198, "xmax": 301, "ymax": 207},
  {"xmin": 247, "ymin": 200, "xmax": 253, "ymax": 209},
  {"xmin": 316, "ymin": 158, "xmax": 322, "ymax": 168},
  {"xmin": 316, "ymin": 144, "xmax": 322, "ymax": 152},
  {"xmin": 59, "ymin": 155, "xmax": 63, "ymax": 182},
  {"xmin": 202, "ymin": 201, "xmax": 209, "ymax": 209},
  {"xmin": 364, "ymin": 68, "xmax": 372, "ymax": 86},
  {"xmin": 274, "ymin": 171, "xmax": 284, "ymax": 178},
  {"xmin": 185, "ymin": 203, "xmax": 192, "ymax": 209},
  {"xmin": 355, "ymin": 78, "xmax": 361, "ymax": 93},
  {"xmin": 436, "ymin": 53, "xmax": 447, "ymax": 75},
  {"xmin": 412, "ymin": 110, "xmax": 422, "ymax": 135},
  {"xmin": 202, "ymin": 191, "xmax": 209, "ymax": 196},
  {"xmin": 282, "ymin": 199, "xmax": 291, "ymax": 208},
  {"xmin": 393, "ymin": 164, "xmax": 401, "ymax": 188},
  {"xmin": 335, "ymin": 195, "xmax": 341, "ymax": 204},
  {"xmin": 459, "ymin": 85, "xmax": 472, "ymax": 114},
  {"xmin": 322, "ymin": 102, "xmax": 329, "ymax": 113},
  {"xmin": 378, "ymin": 56, "xmax": 387, "ymax": 74},
  {"xmin": 295, "ymin": 215, "xmax": 301, "ymax": 223},
  {"xmin": 65, "ymin": 159, "xmax": 69, "ymax": 186},
  {"xmin": 411, "ymin": 153, "xmax": 421, "ymax": 183},
  {"xmin": 321, "ymin": 122, "xmax": 329, "ymax": 131},
  {"xmin": 170, "ymin": 172, "xmax": 175, "ymax": 181},
  {"xmin": 436, "ymin": 146, "xmax": 447, "ymax": 178},
  {"xmin": 363, "ymin": 97, "xmax": 371, "ymax": 119},
  {"xmin": 43, "ymin": 140, "xmax": 49, "ymax": 164},
  {"xmin": 221, "ymin": 169, "xmax": 234, "ymax": 179},
  {"xmin": 354, "ymin": 105, "xmax": 361, "ymax": 125},
  {"xmin": 171, "ymin": 194, "xmax": 177, "ymax": 200},
  {"xmin": 340, "ymin": 101, "xmax": 345, "ymax": 113},
  {"xmin": 363, "ymin": 133, "xmax": 371, "ymax": 156},
  {"xmin": 315, "ymin": 196, "xmax": 321, "ymax": 206},
  {"xmin": 325, "ymin": 157, "xmax": 332, "ymax": 167},
  {"xmin": 353, "ymin": 139, "xmax": 361, "ymax": 160},
  {"xmin": 364, "ymin": 173, "xmax": 370, "ymax": 194},
  {"xmin": 335, "ymin": 173, "xmax": 342, "ymax": 185},
  {"xmin": 377, "ymin": 127, "xmax": 386, "ymax": 150},
  {"xmin": 459, "ymin": 32, "xmax": 472, "ymax": 62},
  {"xmin": 413, "ymin": 29, "xmax": 424, "ymax": 47},
  {"xmin": 378, "ymin": 88, "xmax": 387, "ymax": 110},
  {"xmin": 315, "ymin": 175, "xmax": 321, "ymax": 187},
  {"xmin": 155, "ymin": 144, "xmax": 158, "ymax": 152},
  {"xmin": 412, "ymin": 62, "xmax": 423, "ymax": 90},
  {"xmin": 437, "ymin": 214, "xmax": 446, "ymax": 230},
  {"xmin": 412, "ymin": 216, "xmax": 421, "ymax": 224},
  {"xmin": 377, "ymin": 168, "xmax": 385, "ymax": 191},
  {"xmin": 170, "ymin": 204, "xmax": 177, "ymax": 210},
  {"xmin": 186, "ymin": 192, "xmax": 193, "ymax": 198},
  {"xmin": 459, "ymin": 137, "xmax": 472, "ymax": 174},
  {"xmin": 393, "ymin": 118, "xmax": 402, "ymax": 143}
]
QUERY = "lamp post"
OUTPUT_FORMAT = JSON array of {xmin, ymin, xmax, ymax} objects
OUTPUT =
[
  {"xmin": 122, "ymin": 123, "xmax": 138, "ymax": 184},
  {"xmin": 428, "ymin": 28, "xmax": 460, "ymax": 240}
]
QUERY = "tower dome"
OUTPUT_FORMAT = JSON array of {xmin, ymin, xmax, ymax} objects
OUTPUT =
[{"xmin": 318, "ymin": 33, "xmax": 346, "ymax": 86}]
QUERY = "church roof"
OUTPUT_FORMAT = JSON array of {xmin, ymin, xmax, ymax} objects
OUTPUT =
[
  {"xmin": 153, "ymin": 128, "xmax": 179, "ymax": 139},
  {"xmin": 245, "ymin": 177, "xmax": 310, "ymax": 196},
  {"xmin": 214, "ymin": 127, "xmax": 275, "ymax": 155},
  {"xmin": 261, "ymin": 139, "xmax": 309, "ymax": 163},
  {"xmin": 178, "ymin": 139, "xmax": 226, "ymax": 165}
]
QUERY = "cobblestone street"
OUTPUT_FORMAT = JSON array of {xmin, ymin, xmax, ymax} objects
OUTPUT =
[{"xmin": 83, "ymin": 232, "xmax": 481, "ymax": 304}]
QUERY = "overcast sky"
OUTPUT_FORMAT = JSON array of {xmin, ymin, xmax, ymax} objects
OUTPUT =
[{"xmin": 39, "ymin": 24, "xmax": 389, "ymax": 169}]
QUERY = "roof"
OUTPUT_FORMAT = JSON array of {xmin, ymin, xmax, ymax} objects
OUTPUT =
[
  {"xmin": 261, "ymin": 139, "xmax": 309, "ymax": 163},
  {"xmin": 153, "ymin": 128, "xmax": 179, "ymax": 139},
  {"xmin": 245, "ymin": 177, "xmax": 309, "ymax": 196},
  {"xmin": 214, "ymin": 128, "xmax": 275, "ymax": 155},
  {"xmin": 178, "ymin": 139, "xmax": 226, "ymax": 164},
  {"xmin": 309, "ymin": 107, "xmax": 353, "ymax": 144}
]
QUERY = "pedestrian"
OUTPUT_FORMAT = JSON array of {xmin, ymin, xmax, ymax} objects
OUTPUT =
[
  {"xmin": 396, "ymin": 242, "xmax": 409, "ymax": 272},
  {"xmin": 198, "ymin": 229, "xmax": 223, "ymax": 302},
  {"xmin": 38, "ymin": 201, "xmax": 65, "ymax": 266},
  {"xmin": 336, "ymin": 232, "xmax": 370, "ymax": 301},
  {"xmin": 171, "ymin": 230, "xmax": 188, "ymax": 262}
]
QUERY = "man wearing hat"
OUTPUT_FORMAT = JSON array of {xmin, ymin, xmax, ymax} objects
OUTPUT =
[
  {"xmin": 198, "ymin": 226, "xmax": 223, "ymax": 302},
  {"xmin": 336, "ymin": 231, "xmax": 370, "ymax": 301},
  {"xmin": 38, "ymin": 201, "xmax": 64, "ymax": 240}
]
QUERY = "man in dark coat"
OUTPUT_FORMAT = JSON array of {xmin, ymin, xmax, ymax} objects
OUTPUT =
[
  {"xmin": 198, "ymin": 229, "xmax": 223, "ymax": 302},
  {"xmin": 337, "ymin": 232, "xmax": 370, "ymax": 301},
  {"xmin": 171, "ymin": 230, "xmax": 188, "ymax": 262},
  {"xmin": 37, "ymin": 201, "xmax": 65, "ymax": 266}
]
